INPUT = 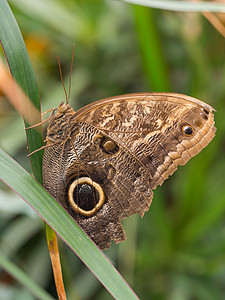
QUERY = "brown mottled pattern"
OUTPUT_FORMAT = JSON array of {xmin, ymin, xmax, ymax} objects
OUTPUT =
[{"xmin": 42, "ymin": 93, "xmax": 216, "ymax": 250}]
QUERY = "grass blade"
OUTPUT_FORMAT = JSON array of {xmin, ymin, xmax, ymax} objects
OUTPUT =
[
  {"xmin": 0, "ymin": 0, "xmax": 43, "ymax": 183},
  {"xmin": 121, "ymin": 0, "xmax": 225, "ymax": 13},
  {"xmin": 0, "ymin": 251, "xmax": 54, "ymax": 300},
  {"xmin": 0, "ymin": 150, "xmax": 139, "ymax": 300},
  {"xmin": 133, "ymin": 5, "xmax": 170, "ymax": 91}
]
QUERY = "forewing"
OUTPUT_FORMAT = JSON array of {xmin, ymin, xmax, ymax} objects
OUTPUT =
[{"xmin": 74, "ymin": 93, "xmax": 216, "ymax": 189}]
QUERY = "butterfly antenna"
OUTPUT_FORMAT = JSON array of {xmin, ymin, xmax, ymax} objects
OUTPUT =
[
  {"xmin": 68, "ymin": 44, "xmax": 75, "ymax": 104},
  {"xmin": 57, "ymin": 56, "xmax": 68, "ymax": 103}
]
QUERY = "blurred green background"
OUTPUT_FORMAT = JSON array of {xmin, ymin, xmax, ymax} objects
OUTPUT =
[{"xmin": 0, "ymin": 0, "xmax": 225, "ymax": 299}]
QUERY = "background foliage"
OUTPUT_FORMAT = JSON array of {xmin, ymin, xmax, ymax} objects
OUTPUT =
[{"xmin": 0, "ymin": 0, "xmax": 225, "ymax": 299}]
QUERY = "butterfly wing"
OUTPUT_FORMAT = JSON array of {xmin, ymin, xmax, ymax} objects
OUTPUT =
[
  {"xmin": 43, "ymin": 93, "xmax": 216, "ymax": 249},
  {"xmin": 74, "ymin": 93, "xmax": 216, "ymax": 189}
]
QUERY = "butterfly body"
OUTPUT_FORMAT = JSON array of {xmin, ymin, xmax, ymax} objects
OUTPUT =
[{"xmin": 43, "ymin": 93, "xmax": 216, "ymax": 250}]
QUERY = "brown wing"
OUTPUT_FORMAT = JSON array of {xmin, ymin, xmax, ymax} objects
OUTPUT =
[
  {"xmin": 74, "ymin": 93, "xmax": 216, "ymax": 189},
  {"xmin": 43, "ymin": 93, "xmax": 216, "ymax": 249}
]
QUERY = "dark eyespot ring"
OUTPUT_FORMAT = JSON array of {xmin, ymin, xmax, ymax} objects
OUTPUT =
[
  {"xmin": 181, "ymin": 125, "xmax": 194, "ymax": 136},
  {"xmin": 68, "ymin": 177, "xmax": 105, "ymax": 216}
]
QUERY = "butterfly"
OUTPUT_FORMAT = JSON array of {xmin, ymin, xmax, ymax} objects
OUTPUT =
[{"xmin": 42, "ymin": 92, "xmax": 216, "ymax": 250}]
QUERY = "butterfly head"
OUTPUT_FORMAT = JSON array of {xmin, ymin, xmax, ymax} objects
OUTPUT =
[{"xmin": 58, "ymin": 102, "xmax": 71, "ymax": 113}]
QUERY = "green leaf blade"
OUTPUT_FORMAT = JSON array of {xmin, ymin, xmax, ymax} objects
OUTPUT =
[
  {"xmin": 0, "ymin": 150, "xmax": 139, "ymax": 300},
  {"xmin": 0, "ymin": 0, "xmax": 43, "ymax": 183},
  {"xmin": 0, "ymin": 251, "xmax": 55, "ymax": 300},
  {"xmin": 122, "ymin": 0, "xmax": 225, "ymax": 13}
]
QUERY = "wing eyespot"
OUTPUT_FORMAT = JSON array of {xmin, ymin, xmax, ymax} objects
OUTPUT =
[
  {"xmin": 100, "ymin": 139, "xmax": 119, "ymax": 154},
  {"xmin": 181, "ymin": 124, "xmax": 194, "ymax": 136},
  {"xmin": 94, "ymin": 134, "xmax": 119, "ymax": 154},
  {"xmin": 68, "ymin": 177, "xmax": 105, "ymax": 217}
]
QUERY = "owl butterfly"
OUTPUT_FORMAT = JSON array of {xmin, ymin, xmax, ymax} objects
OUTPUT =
[{"xmin": 42, "ymin": 91, "xmax": 216, "ymax": 250}]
